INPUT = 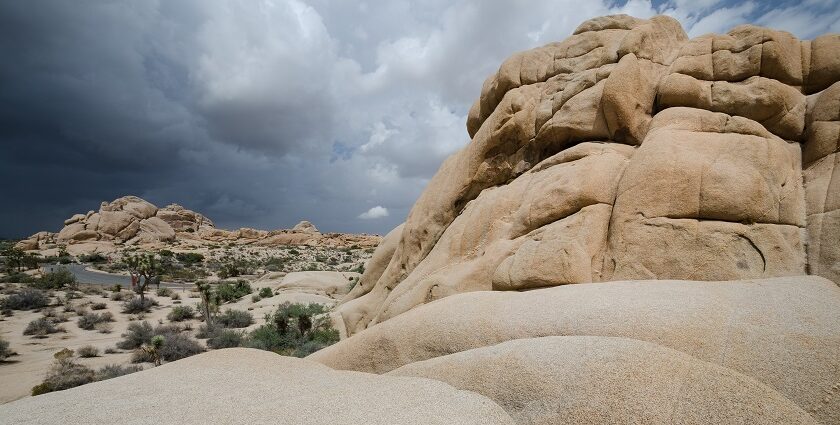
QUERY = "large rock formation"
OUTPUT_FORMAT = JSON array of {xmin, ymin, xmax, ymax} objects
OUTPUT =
[
  {"xmin": 17, "ymin": 196, "xmax": 380, "ymax": 251},
  {"xmin": 336, "ymin": 14, "xmax": 840, "ymax": 335}
]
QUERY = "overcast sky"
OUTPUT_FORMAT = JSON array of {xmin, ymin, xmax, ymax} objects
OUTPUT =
[{"xmin": 1, "ymin": 0, "xmax": 838, "ymax": 238}]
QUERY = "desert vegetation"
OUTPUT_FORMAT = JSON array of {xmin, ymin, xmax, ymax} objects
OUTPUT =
[{"xmin": 1, "ymin": 234, "xmax": 357, "ymax": 403}]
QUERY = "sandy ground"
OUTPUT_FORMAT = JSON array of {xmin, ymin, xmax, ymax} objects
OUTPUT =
[{"xmin": 0, "ymin": 270, "xmax": 354, "ymax": 404}]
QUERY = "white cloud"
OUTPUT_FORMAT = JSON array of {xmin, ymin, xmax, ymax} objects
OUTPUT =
[{"xmin": 358, "ymin": 206, "xmax": 390, "ymax": 220}]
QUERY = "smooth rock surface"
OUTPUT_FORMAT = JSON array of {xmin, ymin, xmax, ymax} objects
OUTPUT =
[
  {"xmin": 0, "ymin": 348, "xmax": 514, "ymax": 425},
  {"xmin": 313, "ymin": 276, "xmax": 840, "ymax": 424},
  {"xmin": 390, "ymin": 336, "xmax": 817, "ymax": 424}
]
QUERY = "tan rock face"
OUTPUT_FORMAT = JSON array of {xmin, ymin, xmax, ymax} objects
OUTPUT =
[{"xmin": 338, "ymin": 14, "xmax": 840, "ymax": 334}]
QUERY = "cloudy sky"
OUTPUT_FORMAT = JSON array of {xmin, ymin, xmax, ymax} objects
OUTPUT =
[{"xmin": 1, "ymin": 0, "xmax": 838, "ymax": 238}]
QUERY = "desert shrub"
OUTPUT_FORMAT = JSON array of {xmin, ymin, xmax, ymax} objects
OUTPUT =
[
  {"xmin": 175, "ymin": 252, "xmax": 204, "ymax": 265},
  {"xmin": 2, "ymin": 288, "xmax": 48, "ymax": 310},
  {"xmin": 258, "ymin": 287, "xmax": 273, "ymax": 298},
  {"xmin": 31, "ymin": 358, "xmax": 95, "ymax": 396},
  {"xmin": 95, "ymin": 322, "xmax": 113, "ymax": 334},
  {"xmin": 77, "ymin": 312, "xmax": 114, "ymax": 330},
  {"xmin": 74, "ymin": 307, "xmax": 90, "ymax": 319},
  {"xmin": 195, "ymin": 323, "xmax": 218, "ymax": 339},
  {"xmin": 166, "ymin": 305, "xmax": 195, "ymax": 322},
  {"xmin": 24, "ymin": 317, "xmax": 62, "ymax": 337},
  {"xmin": 121, "ymin": 321, "xmax": 202, "ymax": 363},
  {"xmin": 90, "ymin": 302, "xmax": 107, "ymax": 310},
  {"xmin": 42, "ymin": 309, "xmax": 69, "ymax": 323},
  {"xmin": 251, "ymin": 294, "xmax": 261, "ymax": 303},
  {"xmin": 243, "ymin": 302, "xmax": 339, "ymax": 357},
  {"xmin": 216, "ymin": 309, "xmax": 253, "ymax": 328},
  {"xmin": 159, "ymin": 249, "xmax": 174, "ymax": 257},
  {"xmin": 117, "ymin": 321, "xmax": 154, "ymax": 350},
  {"xmin": 264, "ymin": 257, "xmax": 285, "ymax": 272},
  {"xmin": 122, "ymin": 297, "xmax": 158, "ymax": 314},
  {"xmin": 156, "ymin": 287, "xmax": 173, "ymax": 297},
  {"xmin": 158, "ymin": 332, "xmax": 204, "ymax": 361},
  {"xmin": 207, "ymin": 329, "xmax": 243, "ymax": 349},
  {"xmin": 215, "ymin": 280, "xmax": 252, "ymax": 303},
  {"xmin": 96, "ymin": 364, "xmax": 143, "ymax": 380},
  {"xmin": 110, "ymin": 291, "xmax": 130, "ymax": 301},
  {"xmin": 244, "ymin": 325, "xmax": 287, "ymax": 352},
  {"xmin": 170, "ymin": 292, "xmax": 180, "ymax": 300},
  {"xmin": 78, "ymin": 253, "xmax": 107, "ymax": 264},
  {"xmin": 0, "ymin": 337, "xmax": 13, "ymax": 360},
  {"xmin": 31, "ymin": 269, "xmax": 77, "ymax": 290},
  {"xmin": 77, "ymin": 345, "xmax": 99, "ymax": 358},
  {"xmin": 0, "ymin": 272, "xmax": 35, "ymax": 284}
]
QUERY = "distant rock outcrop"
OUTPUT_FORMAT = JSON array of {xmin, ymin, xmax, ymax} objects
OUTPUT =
[{"xmin": 17, "ymin": 196, "xmax": 379, "ymax": 251}]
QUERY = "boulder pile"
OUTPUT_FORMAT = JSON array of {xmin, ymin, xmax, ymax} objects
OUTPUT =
[{"xmin": 16, "ymin": 196, "xmax": 380, "ymax": 251}]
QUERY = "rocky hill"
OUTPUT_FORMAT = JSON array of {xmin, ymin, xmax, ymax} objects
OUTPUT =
[
  {"xmin": 16, "ymin": 195, "xmax": 380, "ymax": 253},
  {"xmin": 3, "ymin": 14, "xmax": 839, "ymax": 425}
]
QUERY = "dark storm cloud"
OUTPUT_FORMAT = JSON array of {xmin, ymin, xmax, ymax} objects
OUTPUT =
[{"xmin": 0, "ymin": 0, "xmax": 835, "ymax": 238}]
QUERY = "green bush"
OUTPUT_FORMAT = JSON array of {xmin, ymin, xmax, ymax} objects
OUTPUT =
[
  {"xmin": 131, "ymin": 331, "xmax": 204, "ymax": 363},
  {"xmin": 32, "ymin": 269, "xmax": 77, "ymax": 290},
  {"xmin": 258, "ymin": 287, "xmax": 273, "ymax": 298},
  {"xmin": 77, "ymin": 345, "xmax": 99, "ymax": 358},
  {"xmin": 117, "ymin": 321, "xmax": 154, "ymax": 350},
  {"xmin": 243, "ymin": 302, "xmax": 339, "ymax": 357},
  {"xmin": 122, "ymin": 297, "xmax": 158, "ymax": 314},
  {"xmin": 175, "ymin": 252, "xmax": 204, "ymax": 265},
  {"xmin": 77, "ymin": 312, "xmax": 114, "ymax": 330},
  {"xmin": 167, "ymin": 305, "xmax": 195, "ymax": 322},
  {"xmin": 156, "ymin": 287, "xmax": 173, "ymax": 297},
  {"xmin": 215, "ymin": 280, "xmax": 252, "ymax": 303},
  {"xmin": 2, "ymin": 288, "xmax": 49, "ymax": 310},
  {"xmin": 24, "ymin": 317, "xmax": 63, "ymax": 337},
  {"xmin": 159, "ymin": 250, "xmax": 174, "ymax": 257},
  {"xmin": 216, "ymin": 309, "xmax": 253, "ymax": 328},
  {"xmin": 120, "ymin": 321, "xmax": 203, "ymax": 363},
  {"xmin": 207, "ymin": 329, "xmax": 243, "ymax": 349},
  {"xmin": 78, "ymin": 253, "xmax": 107, "ymax": 264}
]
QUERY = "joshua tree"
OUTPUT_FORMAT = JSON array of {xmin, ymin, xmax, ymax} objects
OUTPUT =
[
  {"xmin": 195, "ymin": 281, "xmax": 219, "ymax": 326},
  {"xmin": 123, "ymin": 253, "xmax": 161, "ymax": 304}
]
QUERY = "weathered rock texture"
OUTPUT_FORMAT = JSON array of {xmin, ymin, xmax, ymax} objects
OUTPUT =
[
  {"xmin": 17, "ymin": 196, "xmax": 380, "ymax": 251},
  {"xmin": 314, "ymin": 276, "xmax": 840, "ymax": 424},
  {"xmin": 0, "ymin": 348, "xmax": 515, "ymax": 425},
  {"xmin": 391, "ymin": 336, "xmax": 818, "ymax": 424},
  {"xmin": 336, "ymin": 15, "xmax": 840, "ymax": 335}
]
